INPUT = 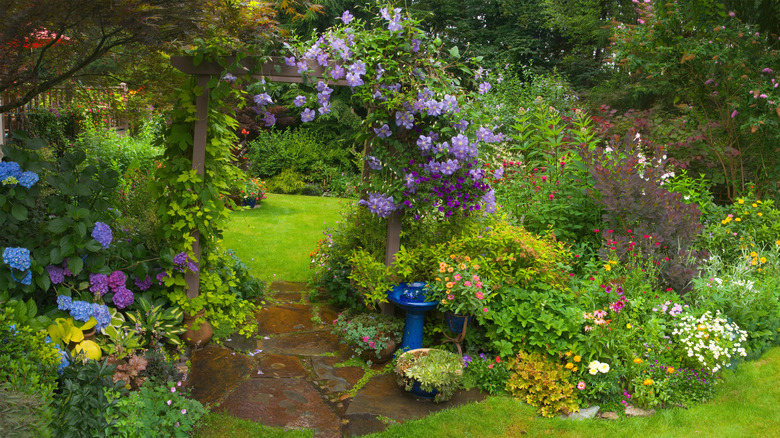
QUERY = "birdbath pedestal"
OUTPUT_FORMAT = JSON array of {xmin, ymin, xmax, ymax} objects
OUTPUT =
[{"xmin": 386, "ymin": 282, "xmax": 438, "ymax": 352}]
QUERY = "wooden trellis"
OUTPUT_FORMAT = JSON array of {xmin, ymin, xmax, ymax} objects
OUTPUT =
[{"xmin": 170, "ymin": 56, "xmax": 401, "ymax": 304}]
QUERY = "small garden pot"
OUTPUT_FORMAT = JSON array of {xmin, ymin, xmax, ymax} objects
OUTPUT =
[
  {"xmin": 394, "ymin": 348, "xmax": 463, "ymax": 402},
  {"xmin": 182, "ymin": 310, "xmax": 213, "ymax": 348},
  {"xmin": 359, "ymin": 338, "xmax": 397, "ymax": 364},
  {"xmin": 242, "ymin": 197, "xmax": 257, "ymax": 208},
  {"xmin": 444, "ymin": 312, "xmax": 471, "ymax": 334}
]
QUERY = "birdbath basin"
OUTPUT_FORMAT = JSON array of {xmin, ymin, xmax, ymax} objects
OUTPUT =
[{"xmin": 386, "ymin": 282, "xmax": 437, "ymax": 352}]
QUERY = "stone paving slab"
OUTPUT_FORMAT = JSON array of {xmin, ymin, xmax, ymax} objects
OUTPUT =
[
  {"xmin": 262, "ymin": 330, "xmax": 343, "ymax": 356},
  {"xmin": 254, "ymin": 354, "xmax": 309, "ymax": 379},
  {"xmin": 256, "ymin": 304, "xmax": 314, "ymax": 334},
  {"xmin": 345, "ymin": 373, "xmax": 487, "ymax": 422},
  {"xmin": 311, "ymin": 356, "xmax": 365, "ymax": 394},
  {"xmin": 188, "ymin": 345, "xmax": 254, "ymax": 407},
  {"xmin": 216, "ymin": 378, "xmax": 342, "ymax": 438}
]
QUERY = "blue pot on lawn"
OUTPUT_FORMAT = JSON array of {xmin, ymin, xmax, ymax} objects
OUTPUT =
[{"xmin": 241, "ymin": 197, "xmax": 257, "ymax": 208}]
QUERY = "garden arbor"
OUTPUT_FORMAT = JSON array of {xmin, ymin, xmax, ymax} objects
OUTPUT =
[{"xmin": 169, "ymin": 55, "xmax": 403, "ymax": 302}]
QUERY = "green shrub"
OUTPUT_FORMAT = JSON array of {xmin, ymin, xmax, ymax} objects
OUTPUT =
[
  {"xmin": 461, "ymin": 353, "xmax": 510, "ymax": 395},
  {"xmin": 505, "ymin": 350, "xmax": 579, "ymax": 417},
  {"xmin": 77, "ymin": 116, "xmax": 164, "ymax": 175},
  {"xmin": 104, "ymin": 380, "xmax": 206, "ymax": 437},
  {"xmin": 699, "ymin": 197, "xmax": 780, "ymax": 260},
  {"xmin": 52, "ymin": 356, "xmax": 127, "ymax": 438},
  {"xmin": 266, "ymin": 168, "xmax": 305, "ymax": 194},
  {"xmin": 0, "ymin": 309, "xmax": 61, "ymax": 437}
]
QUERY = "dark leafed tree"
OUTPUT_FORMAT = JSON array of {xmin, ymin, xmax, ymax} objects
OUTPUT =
[
  {"xmin": 0, "ymin": 0, "xmax": 207, "ymax": 113},
  {"xmin": 0, "ymin": 0, "xmax": 322, "ymax": 113}
]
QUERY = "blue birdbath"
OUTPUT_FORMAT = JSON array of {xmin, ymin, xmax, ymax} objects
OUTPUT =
[{"xmin": 386, "ymin": 282, "xmax": 438, "ymax": 352}]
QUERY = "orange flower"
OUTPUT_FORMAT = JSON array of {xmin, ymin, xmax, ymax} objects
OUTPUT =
[
  {"xmin": 565, "ymin": 363, "xmax": 573, "ymax": 369},
  {"xmin": 643, "ymin": 379, "xmax": 653, "ymax": 386},
  {"xmin": 667, "ymin": 367, "xmax": 675, "ymax": 374},
  {"xmin": 573, "ymin": 355, "xmax": 581, "ymax": 362},
  {"xmin": 633, "ymin": 358, "xmax": 643, "ymax": 364}
]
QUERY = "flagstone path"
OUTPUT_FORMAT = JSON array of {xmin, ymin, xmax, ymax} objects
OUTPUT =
[{"xmin": 186, "ymin": 281, "xmax": 486, "ymax": 437}]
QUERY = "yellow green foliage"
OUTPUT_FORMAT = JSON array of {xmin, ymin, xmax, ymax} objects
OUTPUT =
[{"xmin": 505, "ymin": 350, "xmax": 579, "ymax": 418}]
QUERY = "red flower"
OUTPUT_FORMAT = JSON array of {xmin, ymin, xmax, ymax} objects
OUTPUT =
[{"xmin": 495, "ymin": 356, "xmax": 501, "ymax": 363}]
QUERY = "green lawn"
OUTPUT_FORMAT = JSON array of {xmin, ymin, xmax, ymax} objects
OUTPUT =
[{"xmin": 222, "ymin": 193, "xmax": 352, "ymax": 282}]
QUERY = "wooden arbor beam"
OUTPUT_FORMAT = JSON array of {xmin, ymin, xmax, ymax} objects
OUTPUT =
[{"xmin": 170, "ymin": 55, "xmax": 347, "ymax": 299}]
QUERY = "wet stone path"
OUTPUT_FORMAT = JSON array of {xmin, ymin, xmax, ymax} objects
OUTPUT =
[{"xmin": 186, "ymin": 281, "xmax": 486, "ymax": 437}]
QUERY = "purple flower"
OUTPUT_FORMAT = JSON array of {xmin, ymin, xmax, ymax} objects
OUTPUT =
[
  {"xmin": 358, "ymin": 193, "xmax": 397, "ymax": 218},
  {"xmin": 253, "ymin": 93, "xmax": 273, "ymax": 106},
  {"xmin": 374, "ymin": 124, "xmax": 392, "ymax": 138},
  {"xmin": 481, "ymin": 189, "xmax": 497, "ymax": 213},
  {"xmin": 112, "ymin": 287, "xmax": 135, "ymax": 309},
  {"xmin": 411, "ymin": 39, "xmax": 421, "ymax": 52},
  {"xmin": 478, "ymin": 82, "xmax": 492, "ymax": 94},
  {"xmin": 47, "ymin": 265, "xmax": 65, "ymax": 284},
  {"xmin": 91, "ymin": 222, "xmax": 113, "ymax": 249},
  {"xmin": 222, "ymin": 73, "xmax": 237, "ymax": 82},
  {"xmin": 731, "ymin": 110, "xmax": 738, "ymax": 118},
  {"xmin": 762, "ymin": 68, "xmax": 774, "ymax": 74},
  {"xmin": 134, "ymin": 275, "xmax": 153, "ymax": 291},
  {"xmin": 416, "ymin": 135, "xmax": 432, "ymax": 151},
  {"xmin": 366, "ymin": 156, "xmax": 383, "ymax": 170},
  {"xmin": 330, "ymin": 65, "xmax": 345, "ymax": 80},
  {"xmin": 263, "ymin": 111, "xmax": 276, "ymax": 127},
  {"xmin": 318, "ymin": 104, "xmax": 331, "ymax": 115},
  {"xmin": 388, "ymin": 20, "xmax": 402, "ymax": 32},
  {"xmin": 284, "ymin": 56, "xmax": 296, "ymax": 66},
  {"xmin": 395, "ymin": 111, "xmax": 414, "ymax": 129},
  {"xmin": 346, "ymin": 72, "xmax": 363, "ymax": 88},
  {"xmin": 107, "ymin": 270, "xmax": 126, "ymax": 291},
  {"xmin": 440, "ymin": 159, "xmax": 460, "ymax": 176},
  {"xmin": 301, "ymin": 108, "xmax": 316, "ymax": 122},
  {"xmin": 156, "ymin": 271, "xmax": 167, "ymax": 285},
  {"xmin": 340, "ymin": 10, "xmax": 354, "ymax": 24},
  {"xmin": 90, "ymin": 273, "xmax": 109, "ymax": 295}
]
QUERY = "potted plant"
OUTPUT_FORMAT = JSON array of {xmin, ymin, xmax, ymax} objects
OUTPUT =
[
  {"xmin": 394, "ymin": 348, "xmax": 464, "ymax": 402},
  {"xmin": 241, "ymin": 177, "xmax": 266, "ymax": 208},
  {"xmin": 331, "ymin": 310, "xmax": 404, "ymax": 364},
  {"xmin": 426, "ymin": 255, "xmax": 497, "ymax": 333}
]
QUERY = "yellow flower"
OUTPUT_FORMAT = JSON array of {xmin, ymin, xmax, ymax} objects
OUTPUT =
[
  {"xmin": 446, "ymin": 282, "xmax": 454, "ymax": 289},
  {"xmin": 572, "ymin": 366, "xmax": 578, "ymax": 372},
  {"xmin": 447, "ymin": 267, "xmax": 454, "ymax": 273},
  {"xmin": 565, "ymin": 363, "xmax": 574, "ymax": 369},
  {"xmin": 449, "ymin": 254, "xmax": 456, "ymax": 259},
  {"xmin": 459, "ymin": 263, "xmax": 467, "ymax": 270},
  {"xmin": 752, "ymin": 203, "xmax": 758, "ymax": 208},
  {"xmin": 626, "ymin": 323, "xmax": 632, "ymax": 329},
  {"xmin": 776, "ymin": 240, "xmax": 780, "ymax": 246},
  {"xmin": 633, "ymin": 358, "xmax": 643, "ymax": 364},
  {"xmin": 735, "ymin": 218, "xmax": 741, "ymax": 222},
  {"xmin": 751, "ymin": 251, "xmax": 758, "ymax": 257},
  {"xmin": 667, "ymin": 367, "xmax": 675, "ymax": 374},
  {"xmin": 439, "ymin": 262, "xmax": 447, "ymax": 269},
  {"xmin": 435, "ymin": 277, "xmax": 441, "ymax": 281},
  {"xmin": 760, "ymin": 257, "xmax": 767, "ymax": 264},
  {"xmin": 758, "ymin": 212, "xmax": 763, "ymax": 216},
  {"xmin": 565, "ymin": 351, "xmax": 572, "ymax": 357},
  {"xmin": 643, "ymin": 379, "xmax": 653, "ymax": 386},
  {"xmin": 573, "ymin": 356, "xmax": 581, "ymax": 363},
  {"xmin": 751, "ymin": 259, "xmax": 758, "ymax": 266},
  {"xmin": 439, "ymin": 267, "xmax": 446, "ymax": 273},
  {"xmin": 609, "ymin": 260, "xmax": 618, "ymax": 265},
  {"xmin": 464, "ymin": 256, "xmax": 471, "ymax": 262},
  {"xmin": 697, "ymin": 324, "xmax": 706, "ymax": 331},
  {"xmin": 444, "ymin": 277, "xmax": 450, "ymax": 282},
  {"xmin": 604, "ymin": 264, "xmax": 612, "ymax": 271},
  {"xmin": 738, "ymin": 198, "xmax": 744, "ymax": 204}
]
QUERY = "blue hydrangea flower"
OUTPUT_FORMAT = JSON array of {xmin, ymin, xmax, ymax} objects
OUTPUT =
[
  {"xmin": 91, "ymin": 222, "xmax": 112, "ymax": 249},
  {"xmin": 57, "ymin": 295, "xmax": 73, "ymax": 311},
  {"xmin": 18, "ymin": 171, "xmax": 39, "ymax": 188},
  {"xmin": 70, "ymin": 300, "xmax": 93, "ymax": 322},
  {"xmin": 55, "ymin": 344, "xmax": 70, "ymax": 374},
  {"xmin": 3, "ymin": 247, "xmax": 31, "ymax": 271},
  {"xmin": 19, "ymin": 270, "xmax": 32, "ymax": 285},
  {"xmin": 92, "ymin": 303, "xmax": 111, "ymax": 331},
  {"xmin": 0, "ymin": 161, "xmax": 23, "ymax": 182}
]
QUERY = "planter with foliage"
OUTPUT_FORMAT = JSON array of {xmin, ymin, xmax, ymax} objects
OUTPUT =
[
  {"xmin": 331, "ymin": 310, "xmax": 403, "ymax": 364},
  {"xmin": 394, "ymin": 348, "xmax": 464, "ymax": 402}
]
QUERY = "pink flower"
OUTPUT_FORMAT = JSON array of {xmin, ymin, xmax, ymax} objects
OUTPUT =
[
  {"xmin": 577, "ymin": 382, "xmax": 586, "ymax": 390},
  {"xmin": 476, "ymin": 292, "xmax": 484, "ymax": 299},
  {"xmin": 464, "ymin": 281, "xmax": 472, "ymax": 287},
  {"xmin": 369, "ymin": 341, "xmax": 375, "ymax": 348},
  {"xmin": 483, "ymin": 307, "xmax": 488, "ymax": 312},
  {"xmin": 362, "ymin": 336, "xmax": 370, "ymax": 343},
  {"xmin": 488, "ymin": 364, "xmax": 493, "ymax": 369},
  {"xmin": 454, "ymin": 274, "xmax": 462, "ymax": 281},
  {"xmin": 167, "ymin": 400, "xmax": 172, "ymax": 405},
  {"xmin": 448, "ymin": 294, "xmax": 455, "ymax": 300},
  {"xmin": 584, "ymin": 325, "xmax": 592, "ymax": 332},
  {"xmin": 731, "ymin": 110, "xmax": 738, "ymax": 118},
  {"xmin": 181, "ymin": 409, "xmax": 187, "ymax": 415},
  {"xmin": 170, "ymin": 387, "xmax": 176, "ymax": 393}
]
